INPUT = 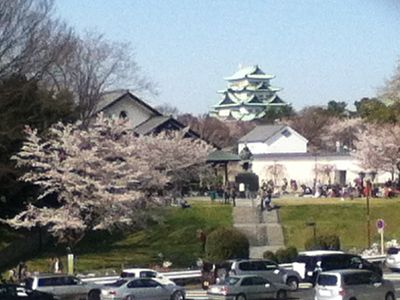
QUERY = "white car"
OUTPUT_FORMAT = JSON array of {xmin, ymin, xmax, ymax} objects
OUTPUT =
[
  {"xmin": 120, "ymin": 268, "xmax": 176, "ymax": 286},
  {"xmin": 385, "ymin": 247, "xmax": 400, "ymax": 271},
  {"xmin": 315, "ymin": 269, "xmax": 395, "ymax": 300}
]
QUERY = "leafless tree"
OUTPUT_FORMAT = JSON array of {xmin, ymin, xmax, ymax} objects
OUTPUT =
[
  {"xmin": 0, "ymin": 0, "xmax": 74, "ymax": 80},
  {"xmin": 380, "ymin": 59, "xmax": 400, "ymax": 101},
  {"xmin": 283, "ymin": 106, "xmax": 330, "ymax": 152},
  {"xmin": 45, "ymin": 33, "xmax": 156, "ymax": 121},
  {"xmin": 156, "ymin": 103, "xmax": 180, "ymax": 117}
]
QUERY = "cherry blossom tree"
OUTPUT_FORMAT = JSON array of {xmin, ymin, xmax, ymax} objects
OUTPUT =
[
  {"xmin": 3, "ymin": 114, "xmax": 211, "ymax": 244},
  {"xmin": 353, "ymin": 123, "xmax": 400, "ymax": 178},
  {"xmin": 313, "ymin": 164, "xmax": 336, "ymax": 184},
  {"xmin": 323, "ymin": 117, "xmax": 364, "ymax": 151},
  {"xmin": 264, "ymin": 163, "xmax": 286, "ymax": 185}
]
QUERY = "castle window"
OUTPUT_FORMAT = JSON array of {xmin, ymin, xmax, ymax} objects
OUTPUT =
[
  {"xmin": 119, "ymin": 111, "xmax": 128, "ymax": 119},
  {"xmin": 282, "ymin": 129, "xmax": 291, "ymax": 137}
]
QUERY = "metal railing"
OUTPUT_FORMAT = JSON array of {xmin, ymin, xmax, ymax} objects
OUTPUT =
[{"xmin": 79, "ymin": 255, "xmax": 387, "ymax": 285}]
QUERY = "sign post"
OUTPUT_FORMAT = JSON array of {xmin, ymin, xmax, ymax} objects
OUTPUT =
[{"xmin": 376, "ymin": 219, "xmax": 385, "ymax": 255}]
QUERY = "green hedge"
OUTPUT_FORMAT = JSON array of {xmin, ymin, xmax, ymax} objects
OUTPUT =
[
  {"xmin": 305, "ymin": 234, "xmax": 341, "ymax": 250},
  {"xmin": 205, "ymin": 227, "xmax": 249, "ymax": 261}
]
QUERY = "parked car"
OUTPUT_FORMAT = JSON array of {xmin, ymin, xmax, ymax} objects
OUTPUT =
[
  {"xmin": 100, "ymin": 277, "xmax": 185, "ymax": 300},
  {"xmin": 24, "ymin": 274, "xmax": 101, "ymax": 300},
  {"xmin": 314, "ymin": 269, "xmax": 395, "ymax": 300},
  {"xmin": 292, "ymin": 251, "xmax": 382, "ymax": 284},
  {"xmin": 207, "ymin": 275, "xmax": 289, "ymax": 300},
  {"xmin": 201, "ymin": 259, "xmax": 300, "ymax": 291},
  {"xmin": 0, "ymin": 284, "xmax": 56, "ymax": 300},
  {"xmin": 120, "ymin": 268, "xmax": 175, "ymax": 286},
  {"xmin": 385, "ymin": 247, "xmax": 400, "ymax": 271},
  {"xmin": 228, "ymin": 259, "xmax": 301, "ymax": 291}
]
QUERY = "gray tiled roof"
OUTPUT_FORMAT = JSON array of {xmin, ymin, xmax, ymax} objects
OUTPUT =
[
  {"xmin": 253, "ymin": 152, "xmax": 351, "ymax": 159},
  {"xmin": 238, "ymin": 125, "xmax": 286, "ymax": 143},
  {"xmin": 134, "ymin": 116, "xmax": 171, "ymax": 135}
]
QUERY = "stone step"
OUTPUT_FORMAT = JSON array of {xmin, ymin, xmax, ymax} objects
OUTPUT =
[
  {"xmin": 261, "ymin": 209, "xmax": 280, "ymax": 223},
  {"xmin": 233, "ymin": 207, "xmax": 262, "ymax": 224},
  {"xmin": 249, "ymin": 245, "xmax": 283, "ymax": 259},
  {"xmin": 266, "ymin": 223, "xmax": 285, "ymax": 246},
  {"xmin": 234, "ymin": 224, "xmax": 268, "ymax": 246}
]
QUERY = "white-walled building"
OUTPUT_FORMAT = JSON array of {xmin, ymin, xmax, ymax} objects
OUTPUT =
[
  {"xmin": 238, "ymin": 125, "xmax": 307, "ymax": 155},
  {"xmin": 238, "ymin": 125, "xmax": 389, "ymax": 186}
]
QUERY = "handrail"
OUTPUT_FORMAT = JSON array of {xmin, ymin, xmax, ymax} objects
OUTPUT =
[{"xmin": 79, "ymin": 255, "xmax": 387, "ymax": 284}]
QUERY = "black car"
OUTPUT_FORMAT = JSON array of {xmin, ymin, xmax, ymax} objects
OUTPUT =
[
  {"xmin": 292, "ymin": 251, "xmax": 382, "ymax": 284},
  {"xmin": 0, "ymin": 284, "xmax": 56, "ymax": 300}
]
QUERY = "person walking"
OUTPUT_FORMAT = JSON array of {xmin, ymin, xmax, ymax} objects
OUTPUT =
[
  {"xmin": 223, "ymin": 184, "xmax": 230, "ymax": 204},
  {"xmin": 230, "ymin": 186, "xmax": 237, "ymax": 207}
]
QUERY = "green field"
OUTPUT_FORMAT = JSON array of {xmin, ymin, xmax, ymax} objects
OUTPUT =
[
  {"xmin": 2, "ymin": 197, "xmax": 400, "ymax": 275},
  {"xmin": 277, "ymin": 197, "xmax": 400, "ymax": 252},
  {"xmin": 23, "ymin": 201, "xmax": 232, "ymax": 274}
]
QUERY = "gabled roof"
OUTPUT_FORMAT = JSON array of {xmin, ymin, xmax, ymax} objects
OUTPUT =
[
  {"xmin": 96, "ymin": 90, "xmax": 162, "ymax": 117},
  {"xmin": 134, "ymin": 115, "xmax": 200, "ymax": 138},
  {"xmin": 239, "ymin": 125, "xmax": 286, "ymax": 142},
  {"xmin": 238, "ymin": 125, "xmax": 308, "ymax": 144},
  {"xmin": 225, "ymin": 65, "xmax": 274, "ymax": 81},
  {"xmin": 207, "ymin": 150, "xmax": 241, "ymax": 162}
]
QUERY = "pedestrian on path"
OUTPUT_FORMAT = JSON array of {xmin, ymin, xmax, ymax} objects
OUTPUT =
[{"xmin": 230, "ymin": 186, "xmax": 237, "ymax": 207}]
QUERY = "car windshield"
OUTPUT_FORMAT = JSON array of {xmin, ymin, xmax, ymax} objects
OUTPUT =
[
  {"xmin": 224, "ymin": 277, "xmax": 240, "ymax": 285},
  {"xmin": 318, "ymin": 275, "xmax": 338, "ymax": 286},
  {"xmin": 105, "ymin": 279, "xmax": 128, "ymax": 287},
  {"xmin": 387, "ymin": 247, "xmax": 400, "ymax": 255}
]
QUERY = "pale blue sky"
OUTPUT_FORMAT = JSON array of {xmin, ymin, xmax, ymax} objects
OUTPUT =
[{"xmin": 55, "ymin": 0, "xmax": 400, "ymax": 114}]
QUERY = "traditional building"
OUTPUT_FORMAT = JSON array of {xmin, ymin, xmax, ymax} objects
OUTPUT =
[
  {"xmin": 96, "ymin": 90, "xmax": 200, "ymax": 137},
  {"xmin": 239, "ymin": 125, "xmax": 390, "ymax": 186},
  {"xmin": 210, "ymin": 65, "xmax": 289, "ymax": 121}
]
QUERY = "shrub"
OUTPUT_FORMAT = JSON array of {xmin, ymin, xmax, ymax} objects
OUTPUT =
[
  {"xmin": 205, "ymin": 227, "xmax": 249, "ymax": 262},
  {"xmin": 262, "ymin": 250, "xmax": 277, "ymax": 262},
  {"xmin": 305, "ymin": 234, "xmax": 341, "ymax": 250},
  {"xmin": 275, "ymin": 246, "xmax": 298, "ymax": 263}
]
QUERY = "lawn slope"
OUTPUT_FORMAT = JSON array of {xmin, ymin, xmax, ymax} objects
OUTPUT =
[
  {"xmin": 278, "ymin": 198, "xmax": 400, "ymax": 251},
  {"xmin": 9, "ymin": 202, "xmax": 232, "ymax": 274}
]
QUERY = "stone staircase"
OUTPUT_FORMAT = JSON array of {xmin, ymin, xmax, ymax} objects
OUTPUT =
[{"xmin": 233, "ymin": 199, "xmax": 285, "ymax": 258}]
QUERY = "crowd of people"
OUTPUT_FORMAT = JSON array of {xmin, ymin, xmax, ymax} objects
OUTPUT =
[{"xmin": 3, "ymin": 257, "xmax": 64, "ymax": 284}]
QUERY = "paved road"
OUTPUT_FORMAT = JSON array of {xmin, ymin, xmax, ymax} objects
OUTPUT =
[{"xmin": 186, "ymin": 272, "xmax": 400, "ymax": 300}]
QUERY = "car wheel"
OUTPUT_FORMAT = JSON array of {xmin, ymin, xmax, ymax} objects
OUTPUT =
[
  {"xmin": 235, "ymin": 293, "xmax": 246, "ymax": 300},
  {"xmin": 286, "ymin": 277, "xmax": 299, "ymax": 291},
  {"xmin": 202, "ymin": 280, "xmax": 210, "ymax": 290},
  {"xmin": 125, "ymin": 295, "xmax": 135, "ymax": 300},
  {"xmin": 276, "ymin": 289, "xmax": 287, "ymax": 300},
  {"xmin": 386, "ymin": 292, "xmax": 395, "ymax": 300},
  {"xmin": 171, "ymin": 291, "xmax": 185, "ymax": 300},
  {"xmin": 88, "ymin": 290, "xmax": 100, "ymax": 300}
]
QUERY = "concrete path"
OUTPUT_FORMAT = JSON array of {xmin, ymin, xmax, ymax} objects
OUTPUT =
[{"xmin": 233, "ymin": 198, "xmax": 285, "ymax": 258}]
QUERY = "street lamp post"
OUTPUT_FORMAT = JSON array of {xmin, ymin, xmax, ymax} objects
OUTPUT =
[
  {"xmin": 306, "ymin": 221, "xmax": 317, "ymax": 246},
  {"xmin": 366, "ymin": 179, "xmax": 372, "ymax": 249}
]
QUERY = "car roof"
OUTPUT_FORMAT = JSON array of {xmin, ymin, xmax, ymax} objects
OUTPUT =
[
  {"xmin": 298, "ymin": 250, "xmax": 344, "ymax": 256},
  {"xmin": 229, "ymin": 275, "xmax": 265, "ymax": 279},
  {"xmin": 28, "ymin": 274, "xmax": 75, "ymax": 279},
  {"xmin": 122, "ymin": 268, "xmax": 155, "ymax": 273},
  {"xmin": 320, "ymin": 269, "xmax": 372, "ymax": 275}
]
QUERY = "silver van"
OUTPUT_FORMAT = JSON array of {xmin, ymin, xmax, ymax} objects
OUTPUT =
[
  {"xmin": 315, "ymin": 269, "xmax": 395, "ymax": 300},
  {"xmin": 229, "ymin": 259, "xmax": 302, "ymax": 291}
]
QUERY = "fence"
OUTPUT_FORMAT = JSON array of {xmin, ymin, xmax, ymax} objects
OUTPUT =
[{"xmin": 79, "ymin": 255, "xmax": 387, "ymax": 284}]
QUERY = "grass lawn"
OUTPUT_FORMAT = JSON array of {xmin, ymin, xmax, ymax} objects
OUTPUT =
[
  {"xmin": 277, "ymin": 197, "xmax": 400, "ymax": 252},
  {"xmin": 3, "ymin": 196, "xmax": 400, "ymax": 275},
  {"xmin": 23, "ymin": 201, "xmax": 232, "ymax": 274}
]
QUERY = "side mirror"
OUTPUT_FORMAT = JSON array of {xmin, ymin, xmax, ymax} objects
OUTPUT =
[
  {"xmin": 373, "ymin": 282, "xmax": 382, "ymax": 287},
  {"xmin": 265, "ymin": 283, "xmax": 271, "ymax": 288}
]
